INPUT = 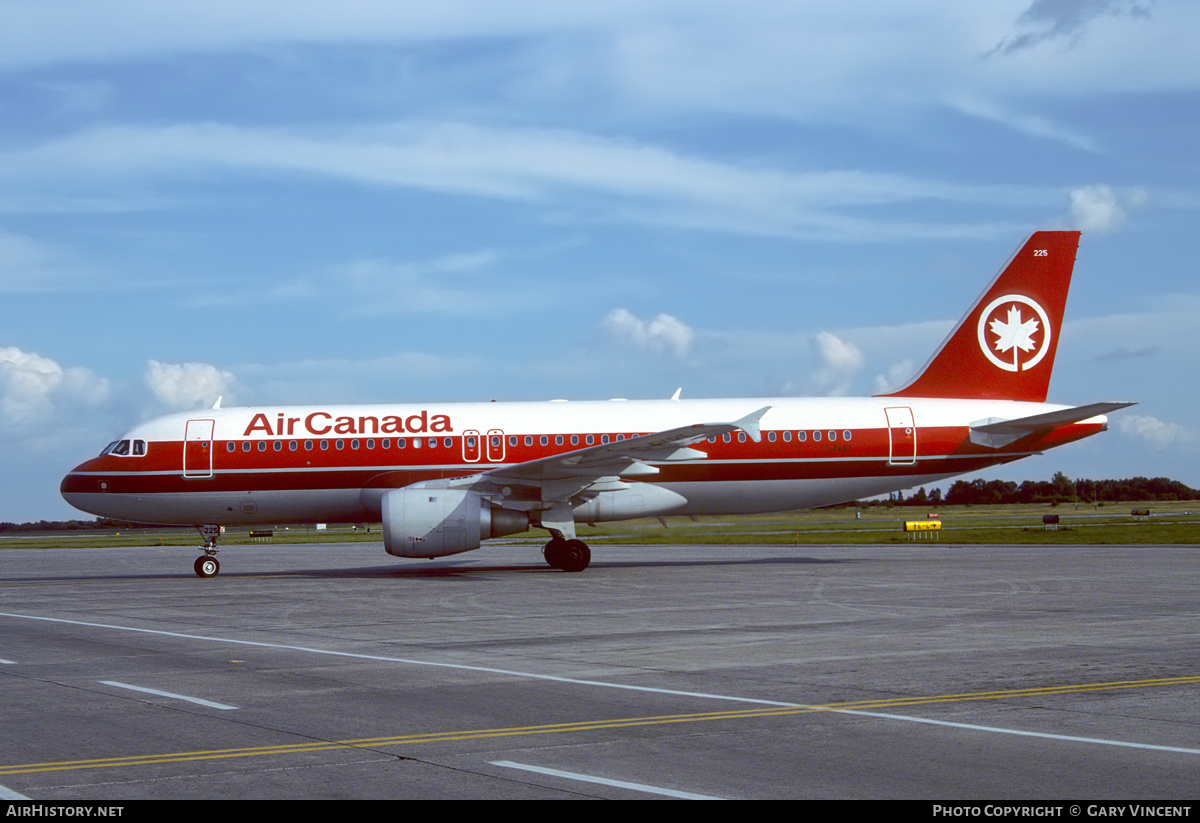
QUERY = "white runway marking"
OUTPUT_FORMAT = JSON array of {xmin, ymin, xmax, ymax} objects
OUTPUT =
[
  {"xmin": 838, "ymin": 709, "xmax": 1200, "ymax": 756},
  {"xmin": 0, "ymin": 611, "xmax": 795, "ymax": 706},
  {"xmin": 99, "ymin": 680, "xmax": 238, "ymax": 710},
  {"xmin": 5, "ymin": 610, "xmax": 1197, "ymax": 758},
  {"xmin": 491, "ymin": 760, "xmax": 721, "ymax": 799}
]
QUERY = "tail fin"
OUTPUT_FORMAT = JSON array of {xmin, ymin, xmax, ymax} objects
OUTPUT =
[{"xmin": 879, "ymin": 230, "xmax": 1080, "ymax": 402}]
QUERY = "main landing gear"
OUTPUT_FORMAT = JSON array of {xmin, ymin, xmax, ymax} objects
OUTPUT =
[
  {"xmin": 193, "ymin": 524, "xmax": 222, "ymax": 578},
  {"xmin": 543, "ymin": 536, "xmax": 591, "ymax": 572}
]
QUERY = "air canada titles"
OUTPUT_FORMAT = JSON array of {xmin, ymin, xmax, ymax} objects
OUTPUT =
[{"xmin": 243, "ymin": 410, "xmax": 453, "ymax": 438}]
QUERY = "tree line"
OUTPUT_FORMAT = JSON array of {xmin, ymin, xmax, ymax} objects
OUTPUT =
[
  {"xmin": 0, "ymin": 517, "xmax": 162, "ymax": 533},
  {"xmin": 892, "ymin": 472, "xmax": 1199, "ymax": 508}
]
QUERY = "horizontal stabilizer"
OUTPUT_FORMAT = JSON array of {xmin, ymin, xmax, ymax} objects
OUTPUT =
[{"xmin": 970, "ymin": 402, "xmax": 1135, "ymax": 449}]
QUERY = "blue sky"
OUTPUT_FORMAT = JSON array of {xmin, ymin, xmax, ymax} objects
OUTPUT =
[{"xmin": 2, "ymin": 1, "xmax": 1198, "ymax": 522}]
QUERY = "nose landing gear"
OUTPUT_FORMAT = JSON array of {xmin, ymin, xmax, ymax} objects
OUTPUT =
[
  {"xmin": 194, "ymin": 555, "xmax": 220, "ymax": 578},
  {"xmin": 193, "ymin": 524, "xmax": 222, "ymax": 578}
]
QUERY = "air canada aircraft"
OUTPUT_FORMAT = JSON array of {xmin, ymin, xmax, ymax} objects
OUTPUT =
[{"xmin": 62, "ymin": 230, "xmax": 1131, "ymax": 577}]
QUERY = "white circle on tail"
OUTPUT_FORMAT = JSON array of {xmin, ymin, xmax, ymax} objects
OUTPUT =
[{"xmin": 976, "ymin": 294, "xmax": 1052, "ymax": 372}]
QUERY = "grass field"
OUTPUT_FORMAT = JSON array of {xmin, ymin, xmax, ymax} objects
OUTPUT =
[{"xmin": 3, "ymin": 502, "xmax": 1198, "ymax": 550}]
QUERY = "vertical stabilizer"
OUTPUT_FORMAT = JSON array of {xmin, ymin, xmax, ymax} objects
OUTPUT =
[{"xmin": 879, "ymin": 231, "xmax": 1080, "ymax": 402}]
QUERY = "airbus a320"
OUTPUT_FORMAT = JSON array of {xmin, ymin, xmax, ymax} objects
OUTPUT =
[{"xmin": 61, "ymin": 231, "xmax": 1131, "ymax": 576}]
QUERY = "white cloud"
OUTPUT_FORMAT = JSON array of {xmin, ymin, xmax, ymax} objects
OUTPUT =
[
  {"xmin": 144, "ymin": 360, "xmax": 237, "ymax": 411},
  {"xmin": 951, "ymin": 98, "xmax": 1099, "ymax": 152},
  {"xmin": 1067, "ymin": 184, "xmax": 1147, "ymax": 233},
  {"xmin": 873, "ymin": 358, "xmax": 916, "ymax": 394},
  {"xmin": 1117, "ymin": 414, "xmax": 1196, "ymax": 450},
  {"xmin": 604, "ymin": 308, "xmax": 694, "ymax": 358},
  {"xmin": 0, "ymin": 121, "xmax": 1044, "ymax": 241},
  {"xmin": 331, "ymin": 249, "xmax": 515, "ymax": 317},
  {"xmin": 0, "ymin": 2, "xmax": 1191, "ymax": 121},
  {"xmin": 0, "ymin": 347, "xmax": 109, "ymax": 428},
  {"xmin": 0, "ymin": 3, "xmax": 634, "ymax": 70},
  {"xmin": 810, "ymin": 331, "xmax": 864, "ymax": 396}
]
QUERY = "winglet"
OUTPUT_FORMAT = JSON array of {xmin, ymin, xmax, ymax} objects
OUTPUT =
[{"xmin": 734, "ymin": 406, "xmax": 771, "ymax": 443}]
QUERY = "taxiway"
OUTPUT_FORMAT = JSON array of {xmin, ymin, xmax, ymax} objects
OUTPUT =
[{"xmin": 1, "ymin": 541, "xmax": 1197, "ymax": 799}]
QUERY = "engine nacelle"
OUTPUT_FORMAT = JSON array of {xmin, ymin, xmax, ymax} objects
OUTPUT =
[{"xmin": 382, "ymin": 488, "xmax": 529, "ymax": 558}]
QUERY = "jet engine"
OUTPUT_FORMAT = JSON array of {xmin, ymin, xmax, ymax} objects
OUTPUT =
[{"xmin": 382, "ymin": 488, "xmax": 529, "ymax": 558}]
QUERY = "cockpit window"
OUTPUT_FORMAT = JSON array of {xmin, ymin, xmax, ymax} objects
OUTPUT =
[{"xmin": 102, "ymin": 439, "xmax": 148, "ymax": 457}]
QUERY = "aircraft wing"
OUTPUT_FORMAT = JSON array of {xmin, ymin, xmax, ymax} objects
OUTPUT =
[
  {"xmin": 969, "ymin": 402, "xmax": 1135, "ymax": 449},
  {"xmin": 430, "ymin": 406, "xmax": 771, "ymax": 506}
]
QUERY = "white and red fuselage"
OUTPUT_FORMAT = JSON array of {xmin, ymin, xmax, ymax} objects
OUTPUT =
[
  {"xmin": 60, "ymin": 396, "xmax": 1105, "ymax": 528},
  {"xmin": 60, "ymin": 230, "xmax": 1130, "ymax": 575}
]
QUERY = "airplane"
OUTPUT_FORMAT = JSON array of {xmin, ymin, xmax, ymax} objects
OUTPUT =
[{"xmin": 61, "ymin": 230, "xmax": 1132, "ymax": 577}]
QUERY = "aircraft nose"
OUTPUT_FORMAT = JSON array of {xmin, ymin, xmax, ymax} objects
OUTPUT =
[
  {"xmin": 60, "ymin": 459, "xmax": 103, "ymax": 516},
  {"xmin": 61, "ymin": 467, "xmax": 85, "ymax": 512}
]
